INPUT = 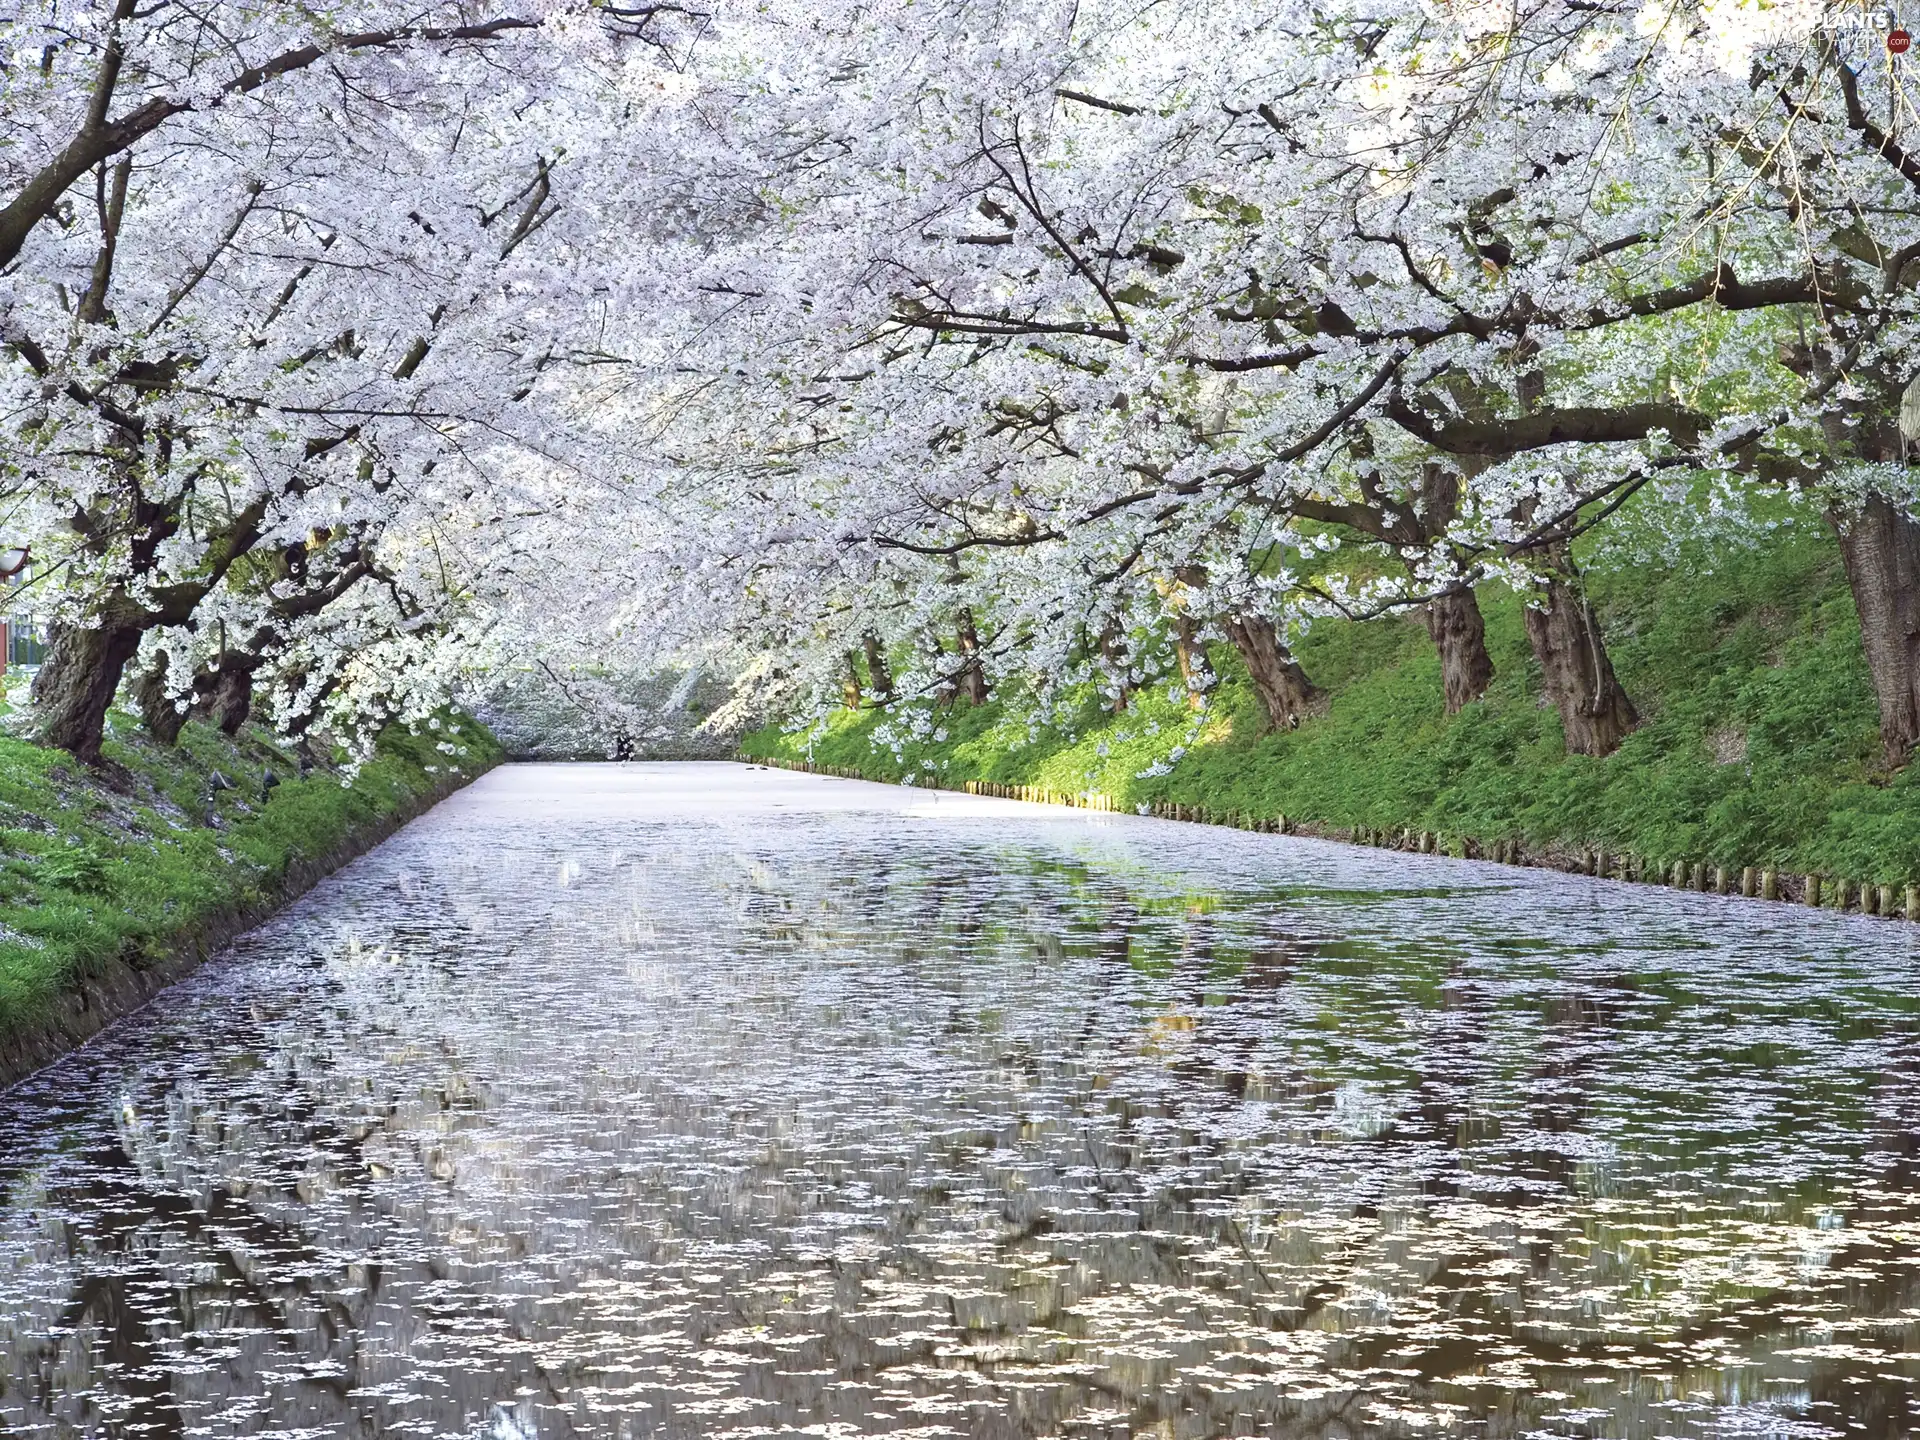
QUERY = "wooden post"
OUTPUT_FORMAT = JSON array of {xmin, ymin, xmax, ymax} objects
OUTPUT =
[
  {"xmin": 1881, "ymin": 884, "xmax": 1898, "ymax": 918},
  {"xmin": 1909, "ymin": 884, "xmax": 1920, "ymax": 922},
  {"xmin": 1669, "ymin": 860, "xmax": 1686, "ymax": 888},
  {"xmin": 1740, "ymin": 866, "xmax": 1756, "ymax": 897},
  {"xmin": 1805, "ymin": 874, "xmax": 1823, "ymax": 907},
  {"xmin": 1761, "ymin": 869, "xmax": 1778, "ymax": 901}
]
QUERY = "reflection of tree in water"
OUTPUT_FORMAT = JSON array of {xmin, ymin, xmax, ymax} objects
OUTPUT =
[
  {"xmin": 6, "ymin": 822, "xmax": 1920, "ymax": 1438},
  {"xmin": 628, "ymin": 839, "xmax": 1920, "ymax": 1437},
  {"xmin": 754, "ymin": 847, "xmax": 1920, "ymax": 1437},
  {"xmin": 2, "ymin": 1058, "xmax": 564, "ymax": 1438}
]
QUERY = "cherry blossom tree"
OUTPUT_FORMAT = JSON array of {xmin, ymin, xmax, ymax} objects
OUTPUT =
[
  {"xmin": 614, "ymin": 0, "xmax": 1920, "ymax": 764},
  {"xmin": 0, "ymin": 0, "xmax": 697, "ymax": 762},
  {"xmin": 10, "ymin": 0, "xmax": 1920, "ymax": 773}
]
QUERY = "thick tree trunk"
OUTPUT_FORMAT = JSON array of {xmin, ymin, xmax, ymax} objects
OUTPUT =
[
  {"xmin": 1424, "ymin": 587, "xmax": 1494, "ymax": 712},
  {"xmin": 956, "ymin": 609, "xmax": 988, "ymax": 705},
  {"xmin": 130, "ymin": 652, "xmax": 189, "ymax": 746},
  {"xmin": 29, "ymin": 618, "xmax": 144, "ymax": 764},
  {"xmin": 211, "ymin": 662, "xmax": 257, "ymax": 735},
  {"xmin": 1523, "ymin": 575, "xmax": 1637, "ymax": 757},
  {"xmin": 862, "ymin": 631, "xmax": 893, "ymax": 702},
  {"xmin": 1172, "ymin": 615, "xmax": 1213, "ymax": 710},
  {"xmin": 1830, "ymin": 495, "xmax": 1920, "ymax": 770},
  {"xmin": 1224, "ymin": 613, "xmax": 1322, "ymax": 732}
]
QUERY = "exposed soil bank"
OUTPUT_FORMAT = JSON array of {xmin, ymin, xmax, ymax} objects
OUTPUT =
[{"xmin": 0, "ymin": 714, "xmax": 500, "ymax": 1091}]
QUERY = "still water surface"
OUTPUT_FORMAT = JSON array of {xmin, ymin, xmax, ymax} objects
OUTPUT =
[{"xmin": 4, "ymin": 762, "xmax": 1920, "ymax": 1439}]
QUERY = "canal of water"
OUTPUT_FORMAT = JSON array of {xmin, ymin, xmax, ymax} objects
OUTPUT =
[{"xmin": 4, "ymin": 762, "xmax": 1919, "ymax": 1438}]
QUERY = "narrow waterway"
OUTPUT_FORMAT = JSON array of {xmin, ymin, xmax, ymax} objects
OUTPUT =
[{"xmin": 4, "ymin": 762, "xmax": 1919, "ymax": 1439}]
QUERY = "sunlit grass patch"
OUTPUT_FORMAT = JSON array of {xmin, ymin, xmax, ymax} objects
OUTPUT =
[
  {"xmin": 745, "ymin": 507, "xmax": 1919, "ymax": 884},
  {"xmin": 0, "ymin": 711, "xmax": 501, "ymax": 1048}
]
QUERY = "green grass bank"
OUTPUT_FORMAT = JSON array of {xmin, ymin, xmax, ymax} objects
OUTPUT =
[
  {"xmin": 0, "ymin": 710, "xmax": 500, "ymax": 1084},
  {"xmin": 745, "ymin": 504, "xmax": 1920, "ymax": 893}
]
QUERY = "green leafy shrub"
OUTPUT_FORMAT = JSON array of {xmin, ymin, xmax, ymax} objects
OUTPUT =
[{"xmin": 37, "ymin": 846, "xmax": 109, "ymax": 893}]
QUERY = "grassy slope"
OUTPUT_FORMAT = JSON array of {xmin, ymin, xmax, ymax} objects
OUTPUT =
[
  {"xmin": 745, "ymin": 506, "xmax": 1920, "ymax": 884},
  {"xmin": 0, "ymin": 711, "xmax": 501, "ymax": 1042}
]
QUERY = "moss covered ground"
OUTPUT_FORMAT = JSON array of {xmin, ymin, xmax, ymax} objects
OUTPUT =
[
  {"xmin": 0, "ymin": 710, "xmax": 500, "ymax": 1044},
  {"xmin": 744, "ymin": 500, "xmax": 1920, "ymax": 886}
]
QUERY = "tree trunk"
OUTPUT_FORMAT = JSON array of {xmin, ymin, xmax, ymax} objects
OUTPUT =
[
  {"xmin": 862, "ymin": 631, "xmax": 893, "ymax": 702},
  {"xmin": 1523, "ymin": 575, "xmax": 1637, "ymax": 757},
  {"xmin": 842, "ymin": 651, "xmax": 862, "ymax": 711},
  {"xmin": 29, "ymin": 618, "xmax": 144, "ymax": 764},
  {"xmin": 130, "ymin": 652, "xmax": 189, "ymax": 745},
  {"xmin": 1171, "ymin": 614, "xmax": 1213, "ymax": 710},
  {"xmin": 1830, "ymin": 494, "xmax": 1920, "ymax": 770},
  {"xmin": 211, "ymin": 661, "xmax": 257, "ymax": 735},
  {"xmin": 1424, "ymin": 587, "xmax": 1494, "ymax": 712},
  {"xmin": 956, "ymin": 609, "xmax": 988, "ymax": 705},
  {"xmin": 1224, "ymin": 613, "xmax": 1322, "ymax": 732},
  {"xmin": 280, "ymin": 669, "xmax": 339, "ymax": 742}
]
